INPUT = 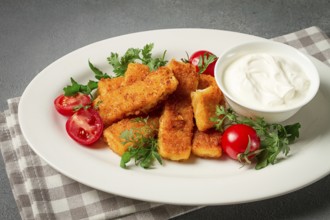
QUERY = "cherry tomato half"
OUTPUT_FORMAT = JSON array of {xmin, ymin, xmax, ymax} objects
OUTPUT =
[
  {"xmin": 189, "ymin": 50, "xmax": 218, "ymax": 76},
  {"xmin": 54, "ymin": 93, "xmax": 91, "ymax": 116},
  {"xmin": 221, "ymin": 124, "xmax": 261, "ymax": 163},
  {"xmin": 66, "ymin": 108, "xmax": 103, "ymax": 146}
]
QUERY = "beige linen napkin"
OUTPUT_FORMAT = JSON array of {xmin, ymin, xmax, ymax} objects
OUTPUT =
[{"xmin": 1, "ymin": 26, "xmax": 329, "ymax": 220}]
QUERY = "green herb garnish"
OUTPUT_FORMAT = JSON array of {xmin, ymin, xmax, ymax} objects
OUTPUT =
[
  {"xmin": 107, "ymin": 43, "xmax": 167, "ymax": 77},
  {"xmin": 197, "ymin": 53, "xmax": 217, "ymax": 74},
  {"xmin": 88, "ymin": 60, "xmax": 111, "ymax": 80},
  {"xmin": 63, "ymin": 77, "xmax": 98, "ymax": 97},
  {"xmin": 63, "ymin": 61, "xmax": 110, "ymax": 98},
  {"xmin": 63, "ymin": 43, "xmax": 165, "ymax": 98},
  {"xmin": 211, "ymin": 106, "xmax": 301, "ymax": 169},
  {"xmin": 120, "ymin": 117, "xmax": 162, "ymax": 169}
]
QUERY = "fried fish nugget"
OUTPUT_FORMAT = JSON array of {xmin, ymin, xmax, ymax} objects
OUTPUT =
[
  {"xmin": 167, "ymin": 59, "xmax": 199, "ymax": 98},
  {"xmin": 158, "ymin": 60, "xmax": 199, "ymax": 161},
  {"xmin": 97, "ymin": 66, "xmax": 178, "ymax": 126},
  {"xmin": 97, "ymin": 63, "xmax": 149, "ymax": 98},
  {"xmin": 192, "ymin": 129, "xmax": 222, "ymax": 158},
  {"xmin": 93, "ymin": 77, "xmax": 124, "ymax": 109},
  {"xmin": 191, "ymin": 85, "xmax": 222, "ymax": 131},
  {"xmin": 103, "ymin": 116, "xmax": 159, "ymax": 156},
  {"xmin": 124, "ymin": 63, "xmax": 150, "ymax": 85},
  {"xmin": 158, "ymin": 98, "xmax": 194, "ymax": 160},
  {"xmin": 197, "ymin": 74, "xmax": 218, "ymax": 89},
  {"xmin": 97, "ymin": 77, "xmax": 124, "ymax": 97}
]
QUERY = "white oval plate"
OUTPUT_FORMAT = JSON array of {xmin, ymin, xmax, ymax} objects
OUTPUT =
[{"xmin": 19, "ymin": 29, "xmax": 330, "ymax": 205}]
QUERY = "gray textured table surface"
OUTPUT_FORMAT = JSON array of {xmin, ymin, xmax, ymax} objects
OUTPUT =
[{"xmin": 1, "ymin": 0, "xmax": 330, "ymax": 219}]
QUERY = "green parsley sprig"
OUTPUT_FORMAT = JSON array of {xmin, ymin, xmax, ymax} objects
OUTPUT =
[
  {"xmin": 107, "ymin": 43, "xmax": 167, "ymax": 77},
  {"xmin": 211, "ymin": 106, "xmax": 301, "ymax": 170},
  {"xmin": 63, "ymin": 61, "xmax": 110, "ymax": 98},
  {"xmin": 63, "ymin": 43, "xmax": 165, "ymax": 98},
  {"xmin": 180, "ymin": 51, "xmax": 218, "ymax": 74},
  {"xmin": 120, "ymin": 117, "xmax": 162, "ymax": 169},
  {"xmin": 197, "ymin": 53, "xmax": 217, "ymax": 74}
]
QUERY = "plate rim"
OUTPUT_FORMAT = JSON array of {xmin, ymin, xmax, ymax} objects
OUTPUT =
[{"xmin": 18, "ymin": 28, "xmax": 330, "ymax": 205}]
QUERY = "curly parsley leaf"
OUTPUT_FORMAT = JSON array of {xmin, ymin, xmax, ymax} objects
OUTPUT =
[
  {"xmin": 212, "ymin": 105, "xmax": 301, "ymax": 170},
  {"xmin": 146, "ymin": 50, "xmax": 167, "ymax": 71},
  {"xmin": 284, "ymin": 123, "xmax": 301, "ymax": 144},
  {"xmin": 141, "ymin": 43, "xmax": 153, "ymax": 63},
  {"xmin": 107, "ymin": 43, "xmax": 167, "ymax": 77},
  {"xmin": 197, "ymin": 53, "xmax": 217, "ymax": 74},
  {"xmin": 107, "ymin": 49, "xmax": 139, "ymax": 77}
]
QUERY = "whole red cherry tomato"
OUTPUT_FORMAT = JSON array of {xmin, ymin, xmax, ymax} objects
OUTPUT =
[
  {"xmin": 221, "ymin": 124, "xmax": 261, "ymax": 163},
  {"xmin": 66, "ymin": 108, "xmax": 103, "ymax": 146},
  {"xmin": 54, "ymin": 93, "xmax": 91, "ymax": 116},
  {"xmin": 189, "ymin": 50, "xmax": 218, "ymax": 76}
]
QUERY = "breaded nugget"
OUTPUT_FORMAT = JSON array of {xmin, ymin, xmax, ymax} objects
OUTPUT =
[
  {"xmin": 167, "ymin": 59, "xmax": 199, "ymax": 98},
  {"xmin": 191, "ymin": 74, "xmax": 224, "ymax": 131},
  {"xmin": 93, "ymin": 77, "xmax": 124, "ymax": 109},
  {"xmin": 191, "ymin": 85, "xmax": 222, "ymax": 131},
  {"xmin": 124, "ymin": 63, "xmax": 150, "ymax": 85},
  {"xmin": 197, "ymin": 74, "xmax": 217, "ymax": 89},
  {"xmin": 158, "ymin": 60, "xmax": 199, "ymax": 161},
  {"xmin": 97, "ymin": 66, "xmax": 178, "ymax": 126},
  {"xmin": 103, "ymin": 116, "xmax": 159, "ymax": 156},
  {"xmin": 96, "ymin": 63, "xmax": 149, "ymax": 98},
  {"xmin": 192, "ymin": 129, "xmax": 222, "ymax": 158},
  {"xmin": 158, "ymin": 98, "xmax": 194, "ymax": 160},
  {"xmin": 97, "ymin": 77, "xmax": 124, "ymax": 97}
]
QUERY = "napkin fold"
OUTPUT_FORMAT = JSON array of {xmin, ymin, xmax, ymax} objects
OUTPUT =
[{"xmin": 1, "ymin": 26, "xmax": 329, "ymax": 220}]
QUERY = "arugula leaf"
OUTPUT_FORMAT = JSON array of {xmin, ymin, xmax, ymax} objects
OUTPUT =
[
  {"xmin": 88, "ymin": 60, "xmax": 111, "ymax": 80},
  {"xmin": 119, "ymin": 117, "xmax": 162, "ymax": 169},
  {"xmin": 63, "ymin": 78, "xmax": 81, "ymax": 96},
  {"xmin": 63, "ymin": 77, "xmax": 98, "ymax": 97},
  {"xmin": 87, "ymin": 80, "xmax": 98, "ymax": 91},
  {"xmin": 63, "ymin": 43, "xmax": 166, "ymax": 99},
  {"xmin": 212, "ymin": 105, "xmax": 301, "ymax": 170},
  {"xmin": 180, "ymin": 52, "xmax": 190, "ymax": 63},
  {"xmin": 120, "ymin": 138, "xmax": 161, "ymax": 169}
]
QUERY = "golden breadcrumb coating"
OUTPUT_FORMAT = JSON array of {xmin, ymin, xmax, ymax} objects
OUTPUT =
[
  {"xmin": 192, "ymin": 129, "xmax": 222, "ymax": 158},
  {"xmin": 191, "ymin": 85, "xmax": 223, "ymax": 131},
  {"xmin": 103, "ymin": 116, "xmax": 159, "ymax": 156},
  {"xmin": 96, "ymin": 63, "xmax": 149, "ymax": 98},
  {"xmin": 167, "ymin": 59, "xmax": 199, "ymax": 98},
  {"xmin": 158, "ymin": 60, "xmax": 199, "ymax": 161},
  {"xmin": 124, "ymin": 63, "xmax": 150, "ymax": 85},
  {"xmin": 197, "ymin": 74, "xmax": 218, "ymax": 89},
  {"xmin": 158, "ymin": 98, "xmax": 194, "ymax": 160},
  {"xmin": 96, "ymin": 66, "xmax": 178, "ymax": 126},
  {"xmin": 97, "ymin": 77, "xmax": 124, "ymax": 97}
]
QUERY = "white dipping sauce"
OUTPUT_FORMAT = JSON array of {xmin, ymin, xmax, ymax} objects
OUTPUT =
[{"xmin": 223, "ymin": 53, "xmax": 311, "ymax": 110}]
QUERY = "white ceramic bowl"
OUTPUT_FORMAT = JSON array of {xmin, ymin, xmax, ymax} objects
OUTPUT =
[{"xmin": 214, "ymin": 41, "xmax": 320, "ymax": 123}]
